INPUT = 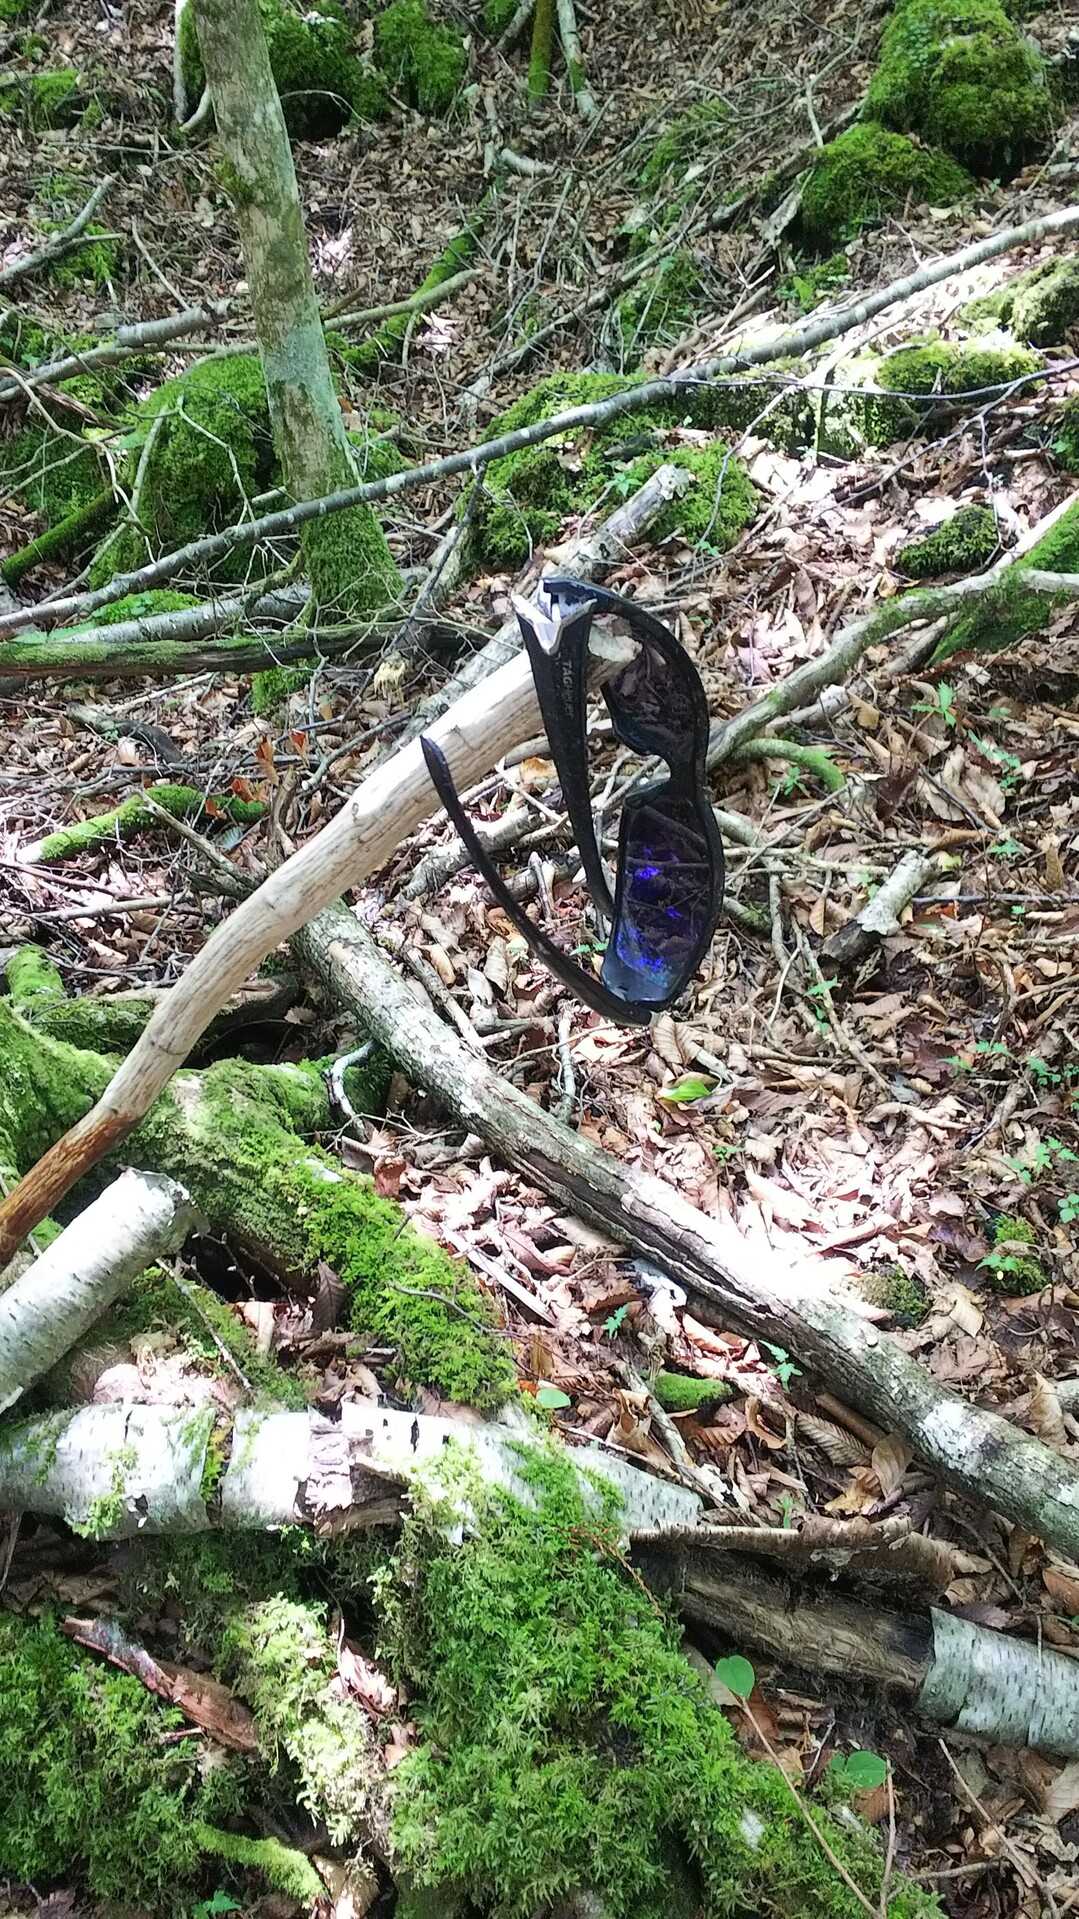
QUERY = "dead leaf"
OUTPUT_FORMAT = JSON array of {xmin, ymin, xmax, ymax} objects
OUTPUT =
[
  {"xmin": 1042, "ymin": 1759, "xmax": 1079, "ymax": 1823},
  {"xmin": 1043, "ymin": 1565, "xmax": 1079, "ymax": 1615},
  {"xmin": 870, "ymin": 1434, "xmax": 912, "ymax": 1500},
  {"xmin": 1029, "ymin": 1376, "xmax": 1067, "ymax": 1452}
]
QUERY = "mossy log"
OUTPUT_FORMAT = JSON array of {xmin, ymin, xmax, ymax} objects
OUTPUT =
[
  {"xmin": 0, "ymin": 991, "xmax": 513, "ymax": 1408},
  {"xmin": 20, "ymin": 783, "xmax": 266, "ymax": 864}
]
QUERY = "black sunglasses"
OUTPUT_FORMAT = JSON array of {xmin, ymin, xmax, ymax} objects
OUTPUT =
[{"xmin": 421, "ymin": 577, "xmax": 725, "ymax": 1026}]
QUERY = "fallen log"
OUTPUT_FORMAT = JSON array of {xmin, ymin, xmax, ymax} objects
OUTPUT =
[
  {"xmin": 294, "ymin": 902, "xmax": 1079, "ymax": 1566},
  {"xmin": 637, "ymin": 1539, "xmax": 1079, "ymax": 1757}
]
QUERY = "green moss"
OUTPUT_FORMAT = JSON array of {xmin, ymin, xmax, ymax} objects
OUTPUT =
[
  {"xmin": 179, "ymin": 0, "xmax": 387, "ymax": 137},
  {"xmin": 870, "ymin": 336, "xmax": 1042, "ymax": 443},
  {"xmin": 30, "ymin": 783, "xmax": 265, "ymax": 863},
  {"xmin": 799, "ymin": 122, "xmax": 972, "ymax": 250},
  {"xmin": 864, "ymin": 0, "xmax": 1052, "ymax": 174},
  {"xmin": 619, "ymin": 249, "xmax": 703, "ymax": 357},
  {"xmin": 47, "ymin": 225, "xmax": 119, "ymax": 289},
  {"xmin": 860, "ymin": 1265, "xmax": 929, "ymax": 1327},
  {"xmin": 374, "ymin": 0, "xmax": 467, "ymax": 115},
  {"xmin": 350, "ymin": 224, "xmax": 480, "ymax": 372},
  {"xmin": 651, "ymin": 1372, "xmax": 730, "ymax": 1414},
  {"xmin": 24, "ymin": 67, "xmax": 81, "ymax": 126},
  {"xmin": 221, "ymin": 1595, "xmax": 376, "ymax": 1842},
  {"xmin": 472, "ymin": 373, "xmax": 756, "ymax": 568},
  {"xmin": 483, "ymin": 0, "xmax": 517, "ymax": 33},
  {"xmin": 381, "ymin": 1447, "xmax": 941, "ymax": 1919},
  {"xmin": 5, "ymin": 943, "xmax": 66, "ymax": 1011},
  {"xmin": 251, "ymin": 664, "xmax": 312, "ymax": 714},
  {"xmin": 0, "ymin": 355, "xmax": 116, "ymax": 535},
  {"xmin": 0, "ymin": 1611, "xmax": 247, "ymax": 1901},
  {"xmin": 0, "ymin": 0, "xmax": 37, "ymax": 19},
  {"xmin": 94, "ymin": 588, "xmax": 204, "ymax": 624},
  {"xmin": 781, "ymin": 253, "xmax": 850, "ymax": 313},
  {"xmin": 932, "ymin": 497, "xmax": 1079, "ymax": 660},
  {"xmin": 640, "ymin": 100, "xmax": 730, "ymax": 190},
  {"xmin": 981, "ymin": 1213, "xmax": 1046, "ymax": 1294},
  {"xmin": 71, "ymin": 1264, "xmax": 310, "ymax": 1410},
  {"xmin": 194, "ymin": 1825, "xmax": 326, "ymax": 1902},
  {"xmin": 898, "ymin": 504, "xmax": 1000, "ymax": 576},
  {"xmin": 964, "ymin": 258, "xmax": 1079, "ymax": 346},
  {"xmin": 89, "ymin": 353, "xmax": 276, "ymax": 588}
]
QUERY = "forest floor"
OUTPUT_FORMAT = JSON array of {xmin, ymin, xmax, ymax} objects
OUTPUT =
[{"xmin": 4, "ymin": 0, "xmax": 1079, "ymax": 1913}]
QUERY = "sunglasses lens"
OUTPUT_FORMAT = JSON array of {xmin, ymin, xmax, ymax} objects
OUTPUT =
[
  {"xmin": 604, "ymin": 638, "xmax": 698, "ymax": 760},
  {"xmin": 602, "ymin": 796, "xmax": 718, "ymax": 1002}
]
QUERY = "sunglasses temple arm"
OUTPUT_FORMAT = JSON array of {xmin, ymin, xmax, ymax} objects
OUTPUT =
[
  {"xmin": 419, "ymin": 737, "xmax": 652, "ymax": 1028},
  {"xmin": 516, "ymin": 604, "xmax": 617, "ymax": 924}
]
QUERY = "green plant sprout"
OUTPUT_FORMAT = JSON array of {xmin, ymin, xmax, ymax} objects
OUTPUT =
[
  {"xmin": 762, "ymin": 1341, "xmax": 802, "ymax": 1388},
  {"xmin": 913, "ymin": 682, "xmax": 957, "ymax": 727}
]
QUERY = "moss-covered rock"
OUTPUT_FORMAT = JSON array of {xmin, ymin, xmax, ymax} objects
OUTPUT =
[
  {"xmin": 872, "ymin": 335, "xmax": 1042, "ymax": 439},
  {"xmin": 382, "ymin": 1447, "xmax": 941, "ymax": 1919},
  {"xmin": 932, "ymin": 496, "xmax": 1079, "ymax": 659},
  {"xmin": 0, "ymin": 66, "xmax": 82, "ymax": 128},
  {"xmin": 963, "ymin": 256, "xmax": 1079, "ymax": 346},
  {"xmin": 799, "ymin": 122, "xmax": 972, "ymax": 250},
  {"xmin": 88, "ymin": 354, "xmax": 277, "ymax": 587},
  {"xmin": 471, "ymin": 373, "xmax": 756, "ymax": 569},
  {"xmin": 864, "ymin": 0, "xmax": 1053, "ymax": 175},
  {"xmin": 179, "ymin": 0, "xmax": 387, "ymax": 137},
  {"xmin": 373, "ymin": 0, "xmax": 467, "ymax": 115},
  {"xmin": 640, "ymin": 100, "xmax": 730, "ymax": 191},
  {"xmin": 897, "ymin": 504, "xmax": 1000, "ymax": 576}
]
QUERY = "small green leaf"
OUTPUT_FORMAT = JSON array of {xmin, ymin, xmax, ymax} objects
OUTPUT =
[
  {"xmin": 713, "ymin": 1654, "xmax": 755, "ymax": 1698},
  {"xmin": 840, "ymin": 1750, "xmax": 883, "ymax": 1788},
  {"xmin": 658, "ymin": 1073, "xmax": 714, "ymax": 1104},
  {"xmin": 536, "ymin": 1385, "xmax": 572, "ymax": 1410},
  {"xmin": 603, "ymin": 1303, "xmax": 630, "ymax": 1337}
]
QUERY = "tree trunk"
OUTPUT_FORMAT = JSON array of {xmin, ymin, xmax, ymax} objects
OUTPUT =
[{"xmin": 189, "ymin": 0, "xmax": 400, "ymax": 615}]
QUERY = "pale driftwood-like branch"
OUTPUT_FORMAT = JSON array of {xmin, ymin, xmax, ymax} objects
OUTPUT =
[
  {"xmin": 6, "ymin": 203, "xmax": 1078, "ymax": 637},
  {"xmin": 0, "ymin": 1171, "xmax": 201, "ymax": 1411},
  {"xmin": 0, "ymin": 1401, "xmax": 699, "ymax": 1538},
  {"xmin": 0, "ymin": 303, "xmax": 230, "ymax": 410},
  {"xmin": 820, "ymin": 849, "xmax": 956, "ymax": 967},
  {"xmin": 0, "ymin": 184, "xmax": 111, "ymax": 293},
  {"xmin": 293, "ymin": 902, "xmax": 1079, "ymax": 1567}
]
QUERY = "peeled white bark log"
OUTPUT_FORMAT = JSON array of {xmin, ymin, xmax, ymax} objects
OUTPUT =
[
  {"xmin": 0, "ymin": 1401, "xmax": 701, "ymax": 1539},
  {"xmin": 919, "ymin": 1608, "xmax": 1079, "ymax": 1755},
  {"xmin": 0, "ymin": 1171, "xmax": 202, "ymax": 1413}
]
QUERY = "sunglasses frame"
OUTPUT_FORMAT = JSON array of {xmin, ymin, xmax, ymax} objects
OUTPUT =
[{"xmin": 420, "ymin": 577, "xmax": 724, "ymax": 1026}]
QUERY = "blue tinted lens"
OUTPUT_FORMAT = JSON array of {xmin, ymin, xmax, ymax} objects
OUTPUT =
[{"xmin": 601, "ymin": 796, "xmax": 712, "ymax": 1002}]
